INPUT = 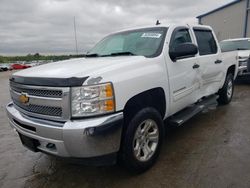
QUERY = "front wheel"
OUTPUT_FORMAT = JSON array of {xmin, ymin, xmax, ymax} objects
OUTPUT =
[
  {"xmin": 217, "ymin": 73, "xmax": 234, "ymax": 105},
  {"xmin": 120, "ymin": 108, "xmax": 164, "ymax": 173}
]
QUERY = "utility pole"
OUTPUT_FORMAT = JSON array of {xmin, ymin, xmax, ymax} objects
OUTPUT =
[{"xmin": 74, "ymin": 16, "xmax": 79, "ymax": 55}]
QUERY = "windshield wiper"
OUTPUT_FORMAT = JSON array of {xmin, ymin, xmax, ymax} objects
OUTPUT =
[
  {"xmin": 108, "ymin": 52, "xmax": 137, "ymax": 56},
  {"xmin": 86, "ymin": 51, "xmax": 137, "ymax": 57},
  {"xmin": 237, "ymin": 48, "xmax": 249, "ymax": 51},
  {"xmin": 85, "ymin": 53, "xmax": 101, "ymax": 57}
]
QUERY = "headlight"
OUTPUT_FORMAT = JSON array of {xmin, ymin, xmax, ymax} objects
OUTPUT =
[
  {"xmin": 239, "ymin": 60, "xmax": 248, "ymax": 67},
  {"xmin": 238, "ymin": 56, "xmax": 248, "ymax": 61},
  {"xmin": 238, "ymin": 56, "xmax": 244, "ymax": 59},
  {"xmin": 71, "ymin": 82, "xmax": 115, "ymax": 117}
]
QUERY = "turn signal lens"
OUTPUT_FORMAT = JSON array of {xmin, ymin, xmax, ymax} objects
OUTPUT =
[{"xmin": 71, "ymin": 82, "xmax": 115, "ymax": 117}]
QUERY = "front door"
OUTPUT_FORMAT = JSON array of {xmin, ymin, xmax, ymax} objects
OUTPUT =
[{"xmin": 166, "ymin": 27, "xmax": 200, "ymax": 115}]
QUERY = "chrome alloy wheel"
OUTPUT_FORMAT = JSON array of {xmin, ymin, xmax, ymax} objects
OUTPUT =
[
  {"xmin": 227, "ymin": 79, "xmax": 233, "ymax": 99},
  {"xmin": 133, "ymin": 119, "xmax": 159, "ymax": 162}
]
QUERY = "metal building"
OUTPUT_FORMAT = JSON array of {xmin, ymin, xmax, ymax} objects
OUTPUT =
[{"xmin": 197, "ymin": 0, "xmax": 250, "ymax": 41}]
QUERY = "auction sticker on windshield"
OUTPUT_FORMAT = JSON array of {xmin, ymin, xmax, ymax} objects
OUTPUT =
[{"xmin": 141, "ymin": 33, "xmax": 162, "ymax": 38}]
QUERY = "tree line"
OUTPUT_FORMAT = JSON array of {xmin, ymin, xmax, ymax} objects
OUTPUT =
[{"xmin": 0, "ymin": 53, "xmax": 86, "ymax": 63}]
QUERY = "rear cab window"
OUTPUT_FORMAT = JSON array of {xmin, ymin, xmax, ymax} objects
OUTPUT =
[
  {"xmin": 193, "ymin": 28, "xmax": 218, "ymax": 56},
  {"xmin": 220, "ymin": 39, "xmax": 250, "ymax": 52}
]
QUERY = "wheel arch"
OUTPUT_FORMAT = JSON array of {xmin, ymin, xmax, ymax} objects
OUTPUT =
[
  {"xmin": 123, "ymin": 87, "xmax": 166, "ymax": 123},
  {"xmin": 227, "ymin": 64, "xmax": 236, "ymax": 78}
]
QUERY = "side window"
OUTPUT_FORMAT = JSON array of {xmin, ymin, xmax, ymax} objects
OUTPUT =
[
  {"xmin": 170, "ymin": 29, "xmax": 192, "ymax": 49},
  {"xmin": 194, "ymin": 30, "xmax": 218, "ymax": 55}
]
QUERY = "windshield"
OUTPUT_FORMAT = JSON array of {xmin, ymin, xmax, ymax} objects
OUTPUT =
[
  {"xmin": 87, "ymin": 27, "xmax": 168, "ymax": 58},
  {"xmin": 220, "ymin": 39, "xmax": 250, "ymax": 52}
]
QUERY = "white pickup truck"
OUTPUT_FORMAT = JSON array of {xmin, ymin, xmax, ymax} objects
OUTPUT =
[
  {"xmin": 6, "ymin": 24, "xmax": 238, "ymax": 173},
  {"xmin": 220, "ymin": 38, "xmax": 250, "ymax": 76}
]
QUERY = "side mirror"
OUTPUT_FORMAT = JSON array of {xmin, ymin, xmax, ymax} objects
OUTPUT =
[{"xmin": 169, "ymin": 43, "xmax": 198, "ymax": 61}]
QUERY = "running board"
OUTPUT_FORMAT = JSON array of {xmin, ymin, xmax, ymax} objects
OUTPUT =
[{"xmin": 168, "ymin": 95, "xmax": 218, "ymax": 127}]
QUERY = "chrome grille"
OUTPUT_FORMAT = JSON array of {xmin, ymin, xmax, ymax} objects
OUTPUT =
[
  {"xmin": 15, "ymin": 101, "xmax": 62, "ymax": 117},
  {"xmin": 10, "ymin": 81, "xmax": 70, "ymax": 121},
  {"xmin": 10, "ymin": 82, "xmax": 62, "ymax": 98}
]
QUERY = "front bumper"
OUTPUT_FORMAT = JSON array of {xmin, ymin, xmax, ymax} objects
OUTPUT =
[
  {"xmin": 238, "ymin": 65, "xmax": 249, "ymax": 75},
  {"xmin": 6, "ymin": 102, "xmax": 123, "ymax": 161}
]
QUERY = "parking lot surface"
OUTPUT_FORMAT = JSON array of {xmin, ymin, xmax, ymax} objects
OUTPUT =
[{"xmin": 1, "ymin": 70, "xmax": 250, "ymax": 188}]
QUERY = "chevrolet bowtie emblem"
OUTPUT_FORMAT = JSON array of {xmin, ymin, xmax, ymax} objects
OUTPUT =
[{"xmin": 19, "ymin": 93, "xmax": 29, "ymax": 104}]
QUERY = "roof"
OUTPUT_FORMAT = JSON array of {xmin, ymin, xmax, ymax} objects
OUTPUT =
[
  {"xmin": 221, "ymin": 37, "xmax": 250, "ymax": 42},
  {"xmin": 108, "ymin": 24, "xmax": 212, "ymax": 35},
  {"xmin": 197, "ymin": 0, "xmax": 242, "ymax": 18}
]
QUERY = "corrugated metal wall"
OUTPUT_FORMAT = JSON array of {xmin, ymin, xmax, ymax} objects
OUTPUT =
[
  {"xmin": 200, "ymin": 0, "xmax": 247, "ymax": 41},
  {"xmin": 247, "ymin": 3, "xmax": 250, "ymax": 37},
  {"xmin": 248, "ymin": 13, "xmax": 250, "ymax": 37}
]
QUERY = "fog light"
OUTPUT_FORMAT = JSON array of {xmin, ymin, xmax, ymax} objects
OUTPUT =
[
  {"xmin": 46, "ymin": 143, "xmax": 56, "ymax": 150},
  {"xmin": 84, "ymin": 127, "xmax": 95, "ymax": 136}
]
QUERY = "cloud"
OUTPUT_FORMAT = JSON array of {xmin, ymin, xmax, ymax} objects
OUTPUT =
[{"xmin": 0, "ymin": 0, "xmax": 231, "ymax": 55}]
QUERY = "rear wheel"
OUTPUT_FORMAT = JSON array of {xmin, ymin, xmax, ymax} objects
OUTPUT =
[
  {"xmin": 120, "ymin": 107, "xmax": 164, "ymax": 173},
  {"xmin": 217, "ymin": 73, "xmax": 234, "ymax": 105}
]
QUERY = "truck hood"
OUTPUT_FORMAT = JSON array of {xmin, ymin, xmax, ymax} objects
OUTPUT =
[
  {"xmin": 13, "ymin": 56, "xmax": 147, "ymax": 79},
  {"xmin": 237, "ymin": 50, "xmax": 250, "ymax": 58}
]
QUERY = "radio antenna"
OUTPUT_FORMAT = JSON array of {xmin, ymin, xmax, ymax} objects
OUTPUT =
[
  {"xmin": 156, "ymin": 20, "xmax": 161, "ymax": 25},
  {"xmin": 73, "ymin": 16, "xmax": 79, "ymax": 55}
]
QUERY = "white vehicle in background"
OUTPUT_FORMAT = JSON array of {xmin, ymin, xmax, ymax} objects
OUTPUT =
[
  {"xmin": 0, "ymin": 63, "xmax": 11, "ymax": 71},
  {"xmin": 220, "ymin": 38, "xmax": 250, "ymax": 76},
  {"xmin": 25, "ymin": 62, "xmax": 41, "ymax": 67},
  {"xmin": 6, "ymin": 24, "xmax": 238, "ymax": 173}
]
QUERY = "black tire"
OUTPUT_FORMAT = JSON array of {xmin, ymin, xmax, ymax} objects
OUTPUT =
[
  {"xmin": 120, "ymin": 107, "xmax": 164, "ymax": 173},
  {"xmin": 217, "ymin": 73, "xmax": 234, "ymax": 105}
]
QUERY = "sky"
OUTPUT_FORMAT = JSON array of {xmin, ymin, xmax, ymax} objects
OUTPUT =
[{"xmin": 0, "ymin": 0, "xmax": 232, "ymax": 55}]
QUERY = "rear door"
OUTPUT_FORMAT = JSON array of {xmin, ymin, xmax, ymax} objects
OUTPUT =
[{"xmin": 193, "ymin": 27, "xmax": 224, "ymax": 97}]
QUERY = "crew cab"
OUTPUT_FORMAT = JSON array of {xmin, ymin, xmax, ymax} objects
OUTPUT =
[
  {"xmin": 6, "ymin": 24, "xmax": 238, "ymax": 173},
  {"xmin": 220, "ymin": 38, "xmax": 250, "ymax": 76}
]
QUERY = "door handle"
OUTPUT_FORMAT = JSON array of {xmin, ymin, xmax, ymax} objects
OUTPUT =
[
  {"xmin": 193, "ymin": 64, "xmax": 200, "ymax": 69},
  {"xmin": 215, "ymin": 59, "xmax": 222, "ymax": 64}
]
